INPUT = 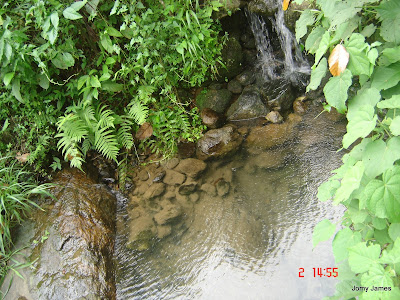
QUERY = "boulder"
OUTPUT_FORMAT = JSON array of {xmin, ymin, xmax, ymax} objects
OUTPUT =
[
  {"xmin": 160, "ymin": 157, "xmax": 180, "ymax": 169},
  {"xmin": 227, "ymin": 79, "xmax": 243, "ymax": 94},
  {"xmin": 212, "ymin": 0, "xmax": 241, "ymax": 18},
  {"xmin": 178, "ymin": 182, "xmax": 198, "ymax": 195},
  {"xmin": 236, "ymin": 69, "xmax": 256, "ymax": 86},
  {"xmin": 217, "ymin": 37, "xmax": 243, "ymax": 80},
  {"xmin": 196, "ymin": 125, "xmax": 242, "ymax": 160},
  {"xmin": 1, "ymin": 169, "xmax": 117, "ymax": 300},
  {"xmin": 247, "ymin": 0, "xmax": 277, "ymax": 16},
  {"xmin": 260, "ymin": 79, "xmax": 295, "ymax": 112},
  {"xmin": 143, "ymin": 183, "xmax": 165, "ymax": 200},
  {"xmin": 226, "ymin": 86, "xmax": 269, "ymax": 120},
  {"xmin": 196, "ymin": 89, "xmax": 232, "ymax": 113},
  {"xmin": 127, "ymin": 214, "xmax": 157, "ymax": 251},
  {"xmin": 200, "ymin": 183, "xmax": 217, "ymax": 197},
  {"xmin": 245, "ymin": 122, "xmax": 295, "ymax": 150},
  {"xmin": 163, "ymin": 170, "xmax": 186, "ymax": 186},
  {"xmin": 201, "ymin": 108, "xmax": 220, "ymax": 128},
  {"xmin": 153, "ymin": 201, "xmax": 182, "ymax": 225},
  {"xmin": 265, "ymin": 111, "xmax": 283, "ymax": 123},
  {"xmin": 175, "ymin": 158, "xmax": 207, "ymax": 178}
]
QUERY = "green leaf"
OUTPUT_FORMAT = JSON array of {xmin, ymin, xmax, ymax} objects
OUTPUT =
[
  {"xmin": 38, "ymin": 73, "xmax": 49, "ymax": 90},
  {"xmin": 176, "ymin": 43, "xmax": 185, "ymax": 55},
  {"xmin": 333, "ymin": 161, "xmax": 364, "ymax": 204},
  {"xmin": 100, "ymin": 34, "xmax": 114, "ymax": 53},
  {"xmin": 380, "ymin": 46, "xmax": 400, "ymax": 66},
  {"xmin": 317, "ymin": 179, "xmax": 340, "ymax": 202},
  {"xmin": 106, "ymin": 27, "xmax": 123, "ymax": 37},
  {"xmin": 348, "ymin": 242, "xmax": 380, "ymax": 273},
  {"xmin": 380, "ymin": 238, "xmax": 400, "ymax": 272},
  {"xmin": 101, "ymin": 81, "xmax": 123, "ymax": 92},
  {"xmin": 374, "ymin": 166, "xmax": 400, "ymax": 222},
  {"xmin": 70, "ymin": 0, "xmax": 87, "ymax": 11},
  {"xmin": 323, "ymin": 69, "xmax": 352, "ymax": 114},
  {"xmin": 312, "ymin": 219, "xmax": 336, "ymax": 248},
  {"xmin": 347, "ymin": 87, "xmax": 381, "ymax": 120},
  {"xmin": 51, "ymin": 52, "xmax": 75, "ymax": 69},
  {"xmin": 63, "ymin": 7, "xmax": 83, "ymax": 20},
  {"xmin": 360, "ymin": 264, "xmax": 394, "ymax": 300},
  {"xmin": 343, "ymin": 106, "xmax": 377, "ymax": 149},
  {"xmin": 390, "ymin": 116, "xmax": 400, "ymax": 136},
  {"xmin": 372, "ymin": 63, "xmax": 400, "ymax": 91},
  {"xmin": 377, "ymin": 95, "xmax": 400, "ymax": 109},
  {"xmin": 3, "ymin": 72, "xmax": 14, "ymax": 86},
  {"xmin": 377, "ymin": 0, "xmax": 400, "ymax": 44},
  {"xmin": 372, "ymin": 217, "xmax": 387, "ymax": 230},
  {"xmin": 388, "ymin": 223, "xmax": 400, "ymax": 241},
  {"xmin": 50, "ymin": 12, "xmax": 59, "ymax": 28},
  {"xmin": 344, "ymin": 33, "xmax": 371, "ymax": 76},
  {"xmin": 295, "ymin": 10, "xmax": 315, "ymax": 42},
  {"xmin": 362, "ymin": 137, "xmax": 400, "ymax": 178},
  {"xmin": 48, "ymin": 27, "xmax": 58, "ymax": 45},
  {"xmin": 332, "ymin": 228, "xmax": 362, "ymax": 263},
  {"xmin": 360, "ymin": 24, "xmax": 376, "ymax": 38},
  {"xmin": 314, "ymin": 31, "xmax": 330, "ymax": 66},
  {"xmin": 12, "ymin": 79, "xmax": 23, "ymax": 103},
  {"xmin": 90, "ymin": 76, "xmax": 101, "ymax": 88},
  {"xmin": 307, "ymin": 57, "xmax": 327, "ymax": 92},
  {"xmin": 105, "ymin": 57, "xmax": 116, "ymax": 65},
  {"xmin": 305, "ymin": 26, "xmax": 325, "ymax": 54}
]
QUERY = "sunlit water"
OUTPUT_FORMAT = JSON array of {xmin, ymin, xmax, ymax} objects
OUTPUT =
[{"xmin": 115, "ymin": 106, "xmax": 347, "ymax": 300}]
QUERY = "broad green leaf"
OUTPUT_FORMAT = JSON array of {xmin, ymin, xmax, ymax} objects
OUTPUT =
[
  {"xmin": 331, "ymin": 16, "xmax": 360, "ymax": 44},
  {"xmin": 364, "ymin": 179, "xmax": 388, "ymax": 218},
  {"xmin": 343, "ymin": 106, "xmax": 377, "ymax": 149},
  {"xmin": 100, "ymin": 34, "xmax": 114, "ymax": 53},
  {"xmin": 101, "ymin": 81, "xmax": 124, "ymax": 92},
  {"xmin": 317, "ymin": 179, "xmax": 340, "ymax": 202},
  {"xmin": 348, "ymin": 242, "xmax": 380, "ymax": 273},
  {"xmin": 360, "ymin": 264, "xmax": 394, "ymax": 300},
  {"xmin": 347, "ymin": 87, "xmax": 381, "ymax": 120},
  {"xmin": 90, "ymin": 76, "xmax": 101, "ymax": 88},
  {"xmin": 347, "ymin": 207, "xmax": 369, "ymax": 224},
  {"xmin": 295, "ymin": 10, "xmax": 315, "ymax": 42},
  {"xmin": 388, "ymin": 223, "xmax": 400, "ymax": 241},
  {"xmin": 48, "ymin": 27, "xmax": 58, "ymax": 45},
  {"xmin": 318, "ymin": 0, "xmax": 362, "ymax": 30},
  {"xmin": 176, "ymin": 43, "xmax": 184, "ymax": 55},
  {"xmin": 312, "ymin": 219, "xmax": 336, "ymax": 248},
  {"xmin": 372, "ymin": 217, "xmax": 387, "ymax": 230},
  {"xmin": 50, "ymin": 12, "xmax": 59, "ymax": 28},
  {"xmin": 374, "ymin": 228, "xmax": 393, "ymax": 245},
  {"xmin": 314, "ymin": 31, "xmax": 330, "ymax": 66},
  {"xmin": 380, "ymin": 238, "xmax": 400, "ymax": 272},
  {"xmin": 333, "ymin": 228, "xmax": 362, "ymax": 263},
  {"xmin": 38, "ymin": 74, "xmax": 49, "ymax": 90},
  {"xmin": 77, "ymin": 75, "xmax": 88, "ymax": 90},
  {"xmin": 307, "ymin": 57, "xmax": 327, "ymax": 92},
  {"xmin": 3, "ymin": 72, "xmax": 14, "ymax": 86},
  {"xmin": 383, "ymin": 166, "xmax": 400, "ymax": 222},
  {"xmin": 106, "ymin": 27, "xmax": 123, "ymax": 37},
  {"xmin": 372, "ymin": 63, "xmax": 400, "ymax": 91},
  {"xmin": 12, "ymin": 79, "xmax": 23, "ymax": 102},
  {"xmin": 333, "ymin": 278, "xmax": 362, "ymax": 299},
  {"xmin": 323, "ymin": 69, "xmax": 352, "ymax": 113},
  {"xmin": 360, "ymin": 24, "xmax": 376, "ymax": 38},
  {"xmin": 377, "ymin": 95, "xmax": 400, "ymax": 109},
  {"xmin": 63, "ymin": 7, "xmax": 83, "ymax": 20},
  {"xmin": 362, "ymin": 137, "xmax": 400, "ymax": 178},
  {"xmin": 70, "ymin": 0, "xmax": 87, "ymax": 11},
  {"xmin": 380, "ymin": 46, "xmax": 400, "ymax": 66},
  {"xmin": 377, "ymin": 0, "xmax": 400, "ymax": 44},
  {"xmin": 51, "ymin": 52, "xmax": 75, "ymax": 69},
  {"xmin": 333, "ymin": 161, "xmax": 364, "ymax": 204},
  {"xmin": 390, "ymin": 116, "xmax": 400, "ymax": 136},
  {"xmin": 305, "ymin": 26, "xmax": 325, "ymax": 54},
  {"xmin": 344, "ymin": 33, "xmax": 371, "ymax": 76}
]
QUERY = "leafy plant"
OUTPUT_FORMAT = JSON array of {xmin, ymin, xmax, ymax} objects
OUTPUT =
[{"xmin": 294, "ymin": 0, "xmax": 400, "ymax": 299}]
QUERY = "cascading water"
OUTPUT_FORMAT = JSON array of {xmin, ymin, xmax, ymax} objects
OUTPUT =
[{"xmin": 246, "ymin": 0, "xmax": 310, "ymax": 86}]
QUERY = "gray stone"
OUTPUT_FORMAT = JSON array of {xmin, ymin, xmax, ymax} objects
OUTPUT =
[
  {"xmin": 201, "ymin": 108, "xmax": 220, "ymax": 129},
  {"xmin": 175, "ymin": 158, "xmax": 207, "ymax": 178},
  {"xmin": 153, "ymin": 202, "xmax": 182, "ymax": 225},
  {"xmin": 127, "ymin": 214, "xmax": 157, "ymax": 250},
  {"xmin": 227, "ymin": 79, "xmax": 243, "ymax": 94},
  {"xmin": 260, "ymin": 79, "xmax": 295, "ymax": 112},
  {"xmin": 247, "ymin": 0, "xmax": 277, "ymax": 16},
  {"xmin": 163, "ymin": 169, "xmax": 186, "ymax": 186},
  {"xmin": 143, "ymin": 183, "xmax": 166, "ymax": 200},
  {"xmin": 217, "ymin": 37, "xmax": 243, "ymax": 80},
  {"xmin": 236, "ymin": 70, "xmax": 256, "ymax": 86},
  {"xmin": 196, "ymin": 125, "xmax": 242, "ymax": 160},
  {"xmin": 196, "ymin": 89, "xmax": 232, "ymax": 113},
  {"xmin": 161, "ymin": 157, "xmax": 180, "ymax": 169},
  {"xmin": 226, "ymin": 87, "xmax": 269, "ymax": 120},
  {"xmin": 138, "ymin": 169, "xmax": 149, "ymax": 181},
  {"xmin": 265, "ymin": 111, "xmax": 283, "ymax": 123}
]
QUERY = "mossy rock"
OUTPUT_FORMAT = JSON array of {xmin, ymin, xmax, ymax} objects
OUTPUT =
[{"xmin": 217, "ymin": 37, "xmax": 243, "ymax": 81}]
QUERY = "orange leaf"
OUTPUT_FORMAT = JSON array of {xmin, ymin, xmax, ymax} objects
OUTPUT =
[
  {"xmin": 283, "ymin": 0, "xmax": 290, "ymax": 11},
  {"xmin": 15, "ymin": 152, "xmax": 30, "ymax": 164},
  {"xmin": 135, "ymin": 122, "xmax": 153, "ymax": 140},
  {"xmin": 328, "ymin": 44, "xmax": 349, "ymax": 77}
]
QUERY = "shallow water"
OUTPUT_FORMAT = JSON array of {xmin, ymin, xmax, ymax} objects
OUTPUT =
[{"xmin": 115, "ymin": 107, "xmax": 346, "ymax": 300}]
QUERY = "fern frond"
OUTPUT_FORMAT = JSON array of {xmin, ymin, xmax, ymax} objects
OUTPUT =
[
  {"xmin": 94, "ymin": 127, "xmax": 119, "ymax": 162},
  {"xmin": 95, "ymin": 104, "xmax": 115, "ymax": 130},
  {"xmin": 117, "ymin": 116, "xmax": 134, "ymax": 150},
  {"xmin": 128, "ymin": 99, "xmax": 148, "ymax": 125}
]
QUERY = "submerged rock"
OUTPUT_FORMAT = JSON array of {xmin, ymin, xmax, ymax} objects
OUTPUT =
[
  {"xmin": 163, "ymin": 169, "xmax": 186, "ymax": 186},
  {"xmin": 127, "ymin": 214, "xmax": 157, "ymax": 251},
  {"xmin": 175, "ymin": 158, "xmax": 207, "ymax": 178},
  {"xmin": 196, "ymin": 125, "xmax": 242, "ymax": 160},
  {"xmin": 226, "ymin": 86, "xmax": 269, "ymax": 120},
  {"xmin": 153, "ymin": 201, "xmax": 183, "ymax": 225},
  {"xmin": 216, "ymin": 179, "xmax": 230, "ymax": 197},
  {"xmin": 2, "ymin": 168, "xmax": 117, "ymax": 300}
]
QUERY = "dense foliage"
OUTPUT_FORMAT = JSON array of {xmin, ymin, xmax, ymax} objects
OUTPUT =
[
  {"xmin": 0, "ymin": 0, "xmax": 225, "ymax": 175},
  {"xmin": 294, "ymin": 0, "xmax": 400, "ymax": 299}
]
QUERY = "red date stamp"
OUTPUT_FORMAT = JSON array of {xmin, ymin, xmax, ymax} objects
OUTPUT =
[{"xmin": 298, "ymin": 267, "xmax": 338, "ymax": 278}]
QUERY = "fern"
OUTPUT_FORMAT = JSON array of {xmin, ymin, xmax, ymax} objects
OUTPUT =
[
  {"xmin": 128, "ymin": 98, "xmax": 148, "ymax": 125},
  {"xmin": 116, "ymin": 115, "xmax": 134, "ymax": 150},
  {"xmin": 94, "ymin": 127, "xmax": 119, "ymax": 162}
]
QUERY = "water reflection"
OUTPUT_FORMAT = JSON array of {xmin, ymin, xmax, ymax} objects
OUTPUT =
[{"xmin": 115, "ymin": 105, "xmax": 346, "ymax": 300}]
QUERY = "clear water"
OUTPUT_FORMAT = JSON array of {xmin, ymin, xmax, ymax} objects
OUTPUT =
[{"xmin": 115, "ymin": 105, "xmax": 347, "ymax": 300}]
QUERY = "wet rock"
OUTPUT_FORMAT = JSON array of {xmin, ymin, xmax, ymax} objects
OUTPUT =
[
  {"xmin": 245, "ymin": 123, "xmax": 295, "ymax": 150},
  {"xmin": 196, "ymin": 89, "xmax": 232, "ymax": 113},
  {"xmin": 143, "ymin": 183, "xmax": 165, "ymax": 200},
  {"xmin": 157, "ymin": 225, "xmax": 172, "ymax": 239},
  {"xmin": 189, "ymin": 193, "xmax": 200, "ymax": 203},
  {"xmin": 250, "ymin": 150, "xmax": 287, "ymax": 169},
  {"xmin": 160, "ymin": 157, "xmax": 180, "ymax": 169},
  {"xmin": 209, "ymin": 82, "xmax": 223, "ymax": 90},
  {"xmin": 4, "ymin": 169, "xmax": 117, "ymax": 300},
  {"xmin": 236, "ymin": 70, "xmax": 256, "ymax": 86},
  {"xmin": 260, "ymin": 79, "xmax": 295, "ymax": 112},
  {"xmin": 178, "ymin": 141, "xmax": 196, "ymax": 159},
  {"xmin": 247, "ymin": 0, "xmax": 276, "ymax": 16},
  {"xmin": 152, "ymin": 170, "xmax": 166, "ymax": 182},
  {"xmin": 265, "ymin": 111, "xmax": 283, "ymax": 123},
  {"xmin": 178, "ymin": 182, "xmax": 198, "ymax": 195},
  {"xmin": 196, "ymin": 125, "xmax": 242, "ymax": 160},
  {"xmin": 163, "ymin": 169, "xmax": 186, "ymax": 186},
  {"xmin": 201, "ymin": 108, "xmax": 220, "ymax": 128},
  {"xmin": 138, "ymin": 169, "xmax": 149, "ymax": 181},
  {"xmin": 226, "ymin": 87, "xmax": 269, "ymax": 120},
  {"xmin": 227, "ymin": 79, "xmax": 243, "ymax": 94},
  {"xmin": 214, "ymin": 0, "xmax": 241, "ymax": 18},
  {"xmin": 200, "ymin": 183, "xmax": 217, "ymax": 197},
  {"xmin": 216, "ymin": 179, "xmax": 230, "ymax": 197},
  {"xmin": 127, "ymin": 214, "xmax": 157, "ymax": 251},
  {"xmin": 175, "ymin": 158, "xmax": 207, "ymax": 178},
  {"xmin": 293, "ymin": 98, "xmax": 307, "ymax": 114},
  {"xmin": 217, "ymin": 37, "xmax": 243, "ymax": 80},
  {"xmin": 153, "ymin": 201, "xmax": 182, "ymax": 225},
  {"xmin": 135, "ymin": 182, "xmax": 149, "ymax": 195}
]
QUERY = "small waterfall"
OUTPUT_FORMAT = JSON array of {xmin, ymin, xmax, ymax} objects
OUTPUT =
[{"xmin": 246, "ymin": 0, "xmax": 310, "ymax": 86}]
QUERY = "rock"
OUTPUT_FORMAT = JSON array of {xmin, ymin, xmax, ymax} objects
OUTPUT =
[
  {"xmin": 196, "ymin": 89, "xmax": 232, "ymax": 113},
  {"xmin": 217, "ymin": 37, "xmax": 243, "ymax": 80},
  {"xmin": 189, "ymin": 193, "xmax": 200, "ymax": 203},
  {"xmin": 161, "ymin": 157, "xmax": 180, "ymax": 169},
  {"xmin": 163, "ymin": 169, "xmax": 186, "ymax": 186},
  {"xmin": 143, "ymin": 183, "xmax": 165, "ymax": 200},
  {"xmin": 138, "ymin": 169, "xmax": 149, "ymax": 181},
  {"xmin": 135, "ymin": 182, "xmax": 149, "ymax": 195},
  {"xmin": 152, "ymin": 170, "xmax": 166, "ymax": 182},
  {"xmin": 293, "ymin": 98, "xmax": 307, "ymax": 114},
  {"xmin": 178, "ymin": 182, "xmax": 198, "ymax": 195},
  {"xmin": 177, "ymin": 141, "xmax": 196, "ymax": 159},
  {"xmin": 175, "ymin": 158, "xmax": 207, "ymax": 178},
  {"xmin": 157, "ymin": 225, "xmax": 172, "ymax": 239},
  {"xmin": 247, "ymin": 0, "xmax": 277, "ymax": 16},
  {"xmin": 265, "ymin": 111, "xmax": 283, "ymax": 123},
  {"xmin": 226, "ymin": 86, "xmax": 269, "ymax": 120},
  {"xmin": 200, "ymin": 183, "xmax": 217, "ymax": 197},
  {"xmin": 201, "ymin": 108, "xmax": 220, "ymax": 128},
  {"xmin": 127, "ymin": 214, "xmax": 157, "ymax": 251},
  {"xmin": 245, "ymin": 123, "xmax": 294, "ymax": 150},
  {"xmin": 153, "ymin": 201, "xmax": 182, "ymax": 225},
  {"xmin": 284, "ymin": 1, "xmax": 315, "ymax": 33},
  {"xmin": 2, "ymin": 169, "xmax": 117, "ymax": 300},
  {"xmin": 260, "ymin": 79, "xmax": 295, "ymax": 112},
  {"xmin": 213, "ymin": 0, "xmax": 241, "ymax": 18},
  {"xmin": 216, "ymin": 179, "xmax": 230, "ymax": 197},
  {"xmin": 209, "ymin": 82, "xmax": 223, "ymax": 90},
  {"xmin": 227, "ymin": 79, "xmax": 243, "ymax": 94},
  {"xmin": 196, "ymin": 125, "xmax": 242, "ymax": 160},
  {"xmin": 236, "ymin": 70, "xmax": 256, "ymax": 86},
  {"xmin": 250, "ymin": 150, "xmax": 287, "ymax": 169}
]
